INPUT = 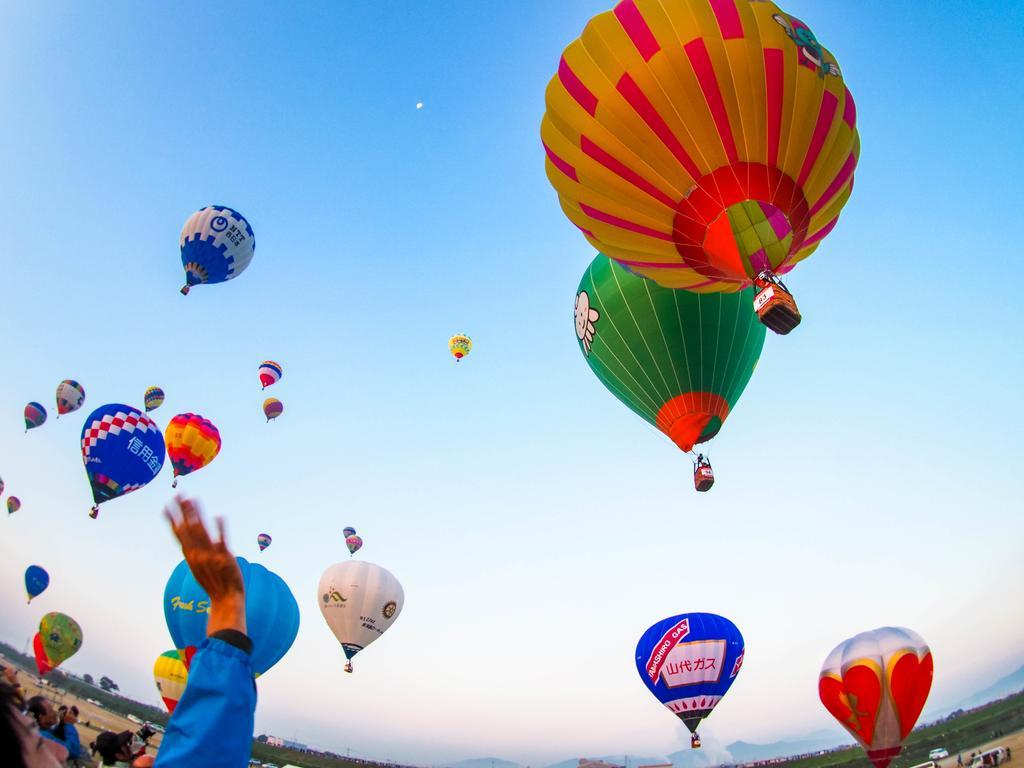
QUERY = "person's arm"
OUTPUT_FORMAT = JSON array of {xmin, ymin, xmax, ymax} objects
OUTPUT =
[{"xmin": 154, "ymin": 497, "xmax": 256, "ymax": 768}]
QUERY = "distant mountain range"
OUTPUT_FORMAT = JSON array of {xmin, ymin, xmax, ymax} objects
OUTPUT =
[
  {"xmin": 446, "ymin": 664, "xmax": 1024, "ymax": 768},
  {"xmin": 954, "ymin": 664, "xmax": 1024, "ymax": 712}
]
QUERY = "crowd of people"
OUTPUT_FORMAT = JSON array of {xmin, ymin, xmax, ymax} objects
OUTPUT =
[{"xmin": 2, "ymin": 497, "xmax": 257, "ymax": 767}]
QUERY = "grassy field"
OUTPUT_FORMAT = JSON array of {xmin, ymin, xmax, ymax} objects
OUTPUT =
[{"xmin": 763, "ymin": 691, "xmax": 1024, "ymax": 768}]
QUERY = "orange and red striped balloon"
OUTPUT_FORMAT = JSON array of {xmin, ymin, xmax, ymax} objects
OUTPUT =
[{"xmin": 165, "ymin": 413, "xmax": 222, "ymax": 486}]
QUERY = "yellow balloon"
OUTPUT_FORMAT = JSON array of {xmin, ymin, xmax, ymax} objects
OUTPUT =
[
  {"xmin": 541, "ymin": 0, "xmax": 859, "ymax": 292},
  {"xmin": 449, "ymin": 334, "xmax": 472, "ymax": 361},
  {"xmin": 153, "ymin": 648, "xmax": 192, "ymax": 713}
]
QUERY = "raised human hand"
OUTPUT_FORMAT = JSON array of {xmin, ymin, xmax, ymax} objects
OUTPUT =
[{"xmin": 164, "ymin": 496, "xmax": 246, "ymax": 636}]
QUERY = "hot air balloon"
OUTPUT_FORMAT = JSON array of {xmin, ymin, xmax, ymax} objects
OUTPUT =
[
  {"xmin": 345, "ymin": 535, "xmax": 363, "ymax": 556},
  {"xmin": 635, "ymin": 612, "xmax": 744, "ymax": 748},
  {"xmin": 55, "ymin": 380, "xmax": 86, "ymax": 417},
  {"xmin": 166, "ymin": 413, "xmax": 221, "ymax": 488},
  {"xmin": 81, "ymin": 404, "xmax": 166, "ymax": 519},
  {"xmin": 263, "ymin": 398, "xmax": 284, "ymax": 422},
  {"xmin": 342, "ymin": 526, "xmax": 356, "ymax": 538},
  {"xmin": 164, "ymin": 557, "xmax": 299, "ymax": 677},
  {"xmin": 33, "ymin": 612, "xmax": 83, "ymax": 675},
  {"xmin": 179, "ymin": 206, "xmax": 255, "ymax": 295},
  {"xmin": 576, "ymin": 254, "xmax": 764, "ymax": 486},
  {"xmin": 0, "ymin": 476, "xmax": 4, "ymax": 495},
  {"xmin": 318, "ymin": 560, "xmax": 403, "ymax": 673},
  {"xmin": 819, "ymin": 627, "xmax": 933, "ymax": 768},
  {"xmin": 24, "ymin": 402, "xmax": 47, "ymax": 432},
  {"xmin": 6, "ymin": 496, "xmax": 19, "ymax": 515},
  {"xmin": 257, "ymin": 533, "xmax": 272, "ymax": 552},
  {"xmin": 542, "ymin": 0, "xmax": 859, "ymax": 332},
  {"xmin": 258, "ymin": 361, "xmax": 283, "ymax": 389},
  {"xmin": 153, "ymin": 647, "xmax": 196, "ymax": 713},
  {"xmin": 448, "ymin": 334, "xmax": 472, "ymax": 362},
  {"xmin": 25, "ymin": 565, "xmax": 49, "ymax": 603},
  {"xmin": 144, "ymin": 386, "xmax": 166, "ymax": 413}
]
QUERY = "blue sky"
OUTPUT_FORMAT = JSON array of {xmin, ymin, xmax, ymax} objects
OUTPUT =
[{"xmin": 1, "ymin": 0, "xmax": 1022, "ymax": 764}]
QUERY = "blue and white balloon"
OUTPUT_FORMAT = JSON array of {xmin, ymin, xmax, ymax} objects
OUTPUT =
[{"xmin": 179, "ymin": 206, "xmax": 255, "ymax": 295}]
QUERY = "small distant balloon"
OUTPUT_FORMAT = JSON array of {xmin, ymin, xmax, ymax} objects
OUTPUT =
[
  {"xmin": 179, "ymin": 206, "xmax": 255, "ymax": 295},
  {"xmin": 258, "ymin": 361, "xmax": 283, "ymax": 389},
  {"xmin": 0, "ymin": 476, "xmax": 4, "ymax": 495},
  {"xmin": 257, "ymin": 533, "xmax": 272, "ymax": 552},
  {"xmin": 342, "ymin": 526, "xmax": 356, "ymax": 538},
  {"xmin": 55, "ymin": 380, "xmax": 86, "ymax": 417},
  {"xmin": 449, "ymin": 334, "xmax": 472, "ymax": 362},
  {"xmin": 24, "ymin": 402, "xmax": 47, "ymax": 432},
  {"xmin": 144, "ymin": 387, "xmax": 166, "ymax": 413},
  {"xmin": 166, "ymin": 413, "xmax": 221, "ymax": 488},
  {"xmin": 6, "ymin": 496, "xmax": 19, "ymax": 515},
  {"xmin": 416, "ymin": 102, "xmax": 424, "ymax": 109},
  {"xmin": 263, "ymin": 398, "xmax": 284, "ymax": 422},
  {"xmin": 25, "ymin": 565, "xmax": 49, "ymax": 603},
  {"xmin": 345, "ymin": 535, "xmax": 363, "ymax": 556}
]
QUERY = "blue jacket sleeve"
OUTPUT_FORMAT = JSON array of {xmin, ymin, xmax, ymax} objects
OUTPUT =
[{"xmin": 154, "ymin": 636, "xmax": 256, "ymax": 768}]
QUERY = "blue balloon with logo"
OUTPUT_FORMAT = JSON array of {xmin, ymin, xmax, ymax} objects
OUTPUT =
[
  {"xmin": 163, "ymin": 557, "xmax": 299, "ymax": 676},
  {"xmin": 80, "ymin": 404, "xmax": 165, "ymax": 519},
  {"xmin": 25, "ymin": 565, "xmax": 49, "ymax": 603},
  {"xmin": 179, "ymin": 205, "xmax": 255, "ymax": 295},
  {"xmin": 634, "ymin": 612, "xmax": 745, "ymax": 742}
]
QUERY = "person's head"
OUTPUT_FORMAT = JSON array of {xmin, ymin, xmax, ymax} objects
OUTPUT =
[
  {"xmin": 0, "ymin": 683, "xmax": 62, "ymax": 768},
  {"xmin": 92, "ymin": 730, "xmax": 135, "ymax": 766},
  {"xmin": 25, "ymin": 697, "xmax": 57, "ymax": 729},
  {"xmin": 62, "ymin": 706, "xmax": 77, "ymax": 724}
]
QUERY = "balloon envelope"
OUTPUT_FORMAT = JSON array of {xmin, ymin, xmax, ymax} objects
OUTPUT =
[
  {"xmin": 179, "ymin": 206, "xmax": 255, "ymax": 294},
  {"xmin": 81, "ymin": 404, "xmax": 165, "ymax": 513},
  {"xmin": 318, "ymin": 560, "xmax": 403, "ymax": 666},
  {"xmin": 25, "ymin": 565, "xmax": 49, "ymax": 602},
  {"xmin": 577, "ymin": 254, "xmax": 764, "ymax": 452},
  {"xmin": 635, "ymin": 612, "xmax": 745, "ymax": 734},
  {"xmin": 7, "ymin": 496, "xmax": 20, "ymax": 515},
  {"xmin": 32, "ymin": 633, "xmax": 52, "ymax": 676},
  {"xmin": 56, "ymin": 380, "xmax": 86, "ymax": 416},
  {"xmin": 342, "ymin": 526, "xmax": 356, "ymax": 538},
  {"xmin": 144, "ymin": 387, "xmax": 165, "ymax": 413},
  {"xmin": 164, "ymin": 557, "xmax": 299, "ymax": 676},
  {"xmin": 24, "ymin": 402, "xmax": 47, "ymax": 431},
  {"xmin": 166, "ymin": 413, "xmax": 221, "ymax": 481},
  {"xmin": 257, "ymin": 533, "xmax": 272, "ymax": 552},
  {"xmin": 542, "ymin": 0, "xmax": 858, "ymax": 291},
  {"xmin": 258, "ymin": 361, "xmax": 283, "ymax": 389},
  {"xmin": 449, "ymin": 334, "xmax": 472, "ymax": 361},
  {"xmin": 345, "ymin": 535, "xmax": 363, "ymax": 556},
  {"xmin": 38, "ymin": 612, "xmax": 83, "ymax": 671},
  {"xmin": 819, "ymin": 627, "xmax": 933, "ymax": 768},
  {"xmin": 153, "ymin": 647, "xmax": 195, "ymax": 713},
  {"xmin": 263, "ymin": 398, "xmax": 283, "ymax": 422}
]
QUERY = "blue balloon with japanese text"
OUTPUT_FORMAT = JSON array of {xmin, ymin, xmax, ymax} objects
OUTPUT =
[
  {"xmin": 635, "ymin": 612, "xmax": 745, "ymax": 737},
  {"xmin": 163, "ymin": 557, "xmax": 299, "ymax": 677},
  {"xmin": 80, "ymin": 403, "xmax": 165, "ymax": 519}
]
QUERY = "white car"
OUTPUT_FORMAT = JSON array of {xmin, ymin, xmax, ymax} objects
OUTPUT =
[
  {"xmin": 930, "ymin": 748, "xmax": 950, "ymax": 760},
  {"xmin": 127, "ymin": 714, "xmax": 144, "ymax": 725},
  {"xmin": 86, "ymin": 698, "xmax": 103, "ymax": 707}
]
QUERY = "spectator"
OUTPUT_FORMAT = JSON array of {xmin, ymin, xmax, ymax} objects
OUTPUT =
[
  {"xmin": 154, "ymin": 496, "xmax": 257, "ymax": 767},
  {"xmin": 51, "ymin": 705, "xmax": 84, "ymax": 763},
  {"xmin": 91, "ymin": 730, "xmax": 136, "ymax": 767},
  {"xmin": 25, "ymin": 697, "xmax": 68, "ymax": 764},
  {"xmin": 0, "ymin": 682, "xmax": 63, "ymax": 767}
]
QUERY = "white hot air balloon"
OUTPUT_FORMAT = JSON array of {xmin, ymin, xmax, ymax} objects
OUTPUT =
[{"xmin": 318, "ymin": 560, "xmax": 403, "ymax": 673}]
